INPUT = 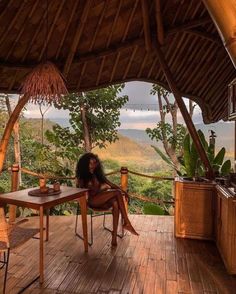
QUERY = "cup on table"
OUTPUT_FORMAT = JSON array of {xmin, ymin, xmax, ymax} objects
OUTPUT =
[
  {"xmin": 53, "ymin": 181, "xmax": 60, "ymax": 192},
  {"xmin": 39, "ymin": 177, "xmax": 48, "ymax": 193}
]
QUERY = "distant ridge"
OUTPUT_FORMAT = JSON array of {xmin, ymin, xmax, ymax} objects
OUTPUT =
[{"xmin": 118, "ymin": 122, "xmax": 234, "ymax": 152}]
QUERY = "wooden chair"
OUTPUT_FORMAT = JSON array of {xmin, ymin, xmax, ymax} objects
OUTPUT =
[
  {"xmin": 75, "ymin": 204, "xmax": 124, "ymax": 246},
  {"xmin": 0, "ymin": 207, "xmax": 40, "ymax": 294}
]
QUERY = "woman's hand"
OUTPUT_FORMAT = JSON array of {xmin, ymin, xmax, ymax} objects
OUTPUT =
[
  {"xmin": 100, "ymin": 183, "xmax": 111, "ymax": 191},
  {"xmin": 123, "ymin": 191, "xmax": 130, "ymax": 203}
]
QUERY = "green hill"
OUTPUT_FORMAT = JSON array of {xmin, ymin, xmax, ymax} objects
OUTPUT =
[{"xmin": 94, "ymin": 134, "xmax": 167, "ymax": 172}]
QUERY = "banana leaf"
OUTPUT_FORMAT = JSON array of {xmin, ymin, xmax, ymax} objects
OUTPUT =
[
  {"xmin": 214, "ymin": 147, "xmax": 226, "ymax": 166},
  {"xmin": 221, "ymin": 160, "xmax": 231, "ymax": 176}
]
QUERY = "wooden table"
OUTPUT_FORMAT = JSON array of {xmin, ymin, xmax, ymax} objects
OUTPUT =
[{"xmin": 0, "ymin": 186, "xmax": 89, "ymax": 284}]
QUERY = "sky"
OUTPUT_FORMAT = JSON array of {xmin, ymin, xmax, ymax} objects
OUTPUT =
[{"xmin": 22, "ymin": 81, "xmax": 204, "ymax": 130}]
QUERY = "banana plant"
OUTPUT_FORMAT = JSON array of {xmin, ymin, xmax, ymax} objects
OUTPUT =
[{"xmin": 152, "ymin": 130, "xmax": 231, "ymax": 178}]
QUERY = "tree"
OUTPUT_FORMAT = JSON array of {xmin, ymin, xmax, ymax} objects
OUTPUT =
[
  {"xmin": 0, "ymin": 94, "xmax": 22, "ymax": 184},
  {"xmin": 146, "ymin": 85, "xmax": 186, "ymax": 173},
  {"xmin": 46, "ymin": 84, "xmax": 128, "ymax": 157}
]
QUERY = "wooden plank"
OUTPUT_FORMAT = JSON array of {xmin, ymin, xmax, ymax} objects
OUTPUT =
[{"xmin": 3, "ymin": 215, "xmax": 236, "ymax": 294}]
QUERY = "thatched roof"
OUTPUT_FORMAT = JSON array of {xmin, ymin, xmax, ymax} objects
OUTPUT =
[{"xmin": 0, "ymin": 0, "xmax": 235, "ymax": 123}]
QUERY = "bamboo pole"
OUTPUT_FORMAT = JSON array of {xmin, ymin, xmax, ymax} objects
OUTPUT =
[
  {"xmin": 154, "ymin": 43, "xmax": 214, "ymax": 179},
  {"xmin": 120, "ymin": 167, "xmax": 128, "ymax": 212},
  {"xmin": 155, "ymin": 0, "xmax": 164, "ymax": 45},
  {"xmin": 0, "ymin": 94, "xmax": 29, "ymax": 174},
  {"xmin": 9, "ymin": 163, "xmax": 19, "ymax": 223},
  {"xmin": 141, "ymin": 0, "xmax": 152, "ymax": 52},
  {"xmin": 202, "ymin": 0, "xmax": 236, "ymax": 69}
]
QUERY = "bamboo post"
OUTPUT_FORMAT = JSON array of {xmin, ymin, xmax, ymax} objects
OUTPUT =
[
  {"xmin": 9, "ymin": 163, "xmax": 19, "ymax": 223},
  {"xmin": 120, "ymin": 167, "xmax": 128, "ymax": 192},
  {"xmin": 120, "ymin": 167, "xmax": 128, "ymax": 212},
  {"xmin": 154, "ymin": 43, "xmax": 214, "ymax": 179},
  {"xmin": 202, "ymin": 0, "xmax": 236, "ymax": 69},
  {"xmin": 0, "ymin": 94, "xmax": 29, "ymax": 174}
]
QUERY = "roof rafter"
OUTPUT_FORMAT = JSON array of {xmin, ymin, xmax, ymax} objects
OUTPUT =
[
  {"xmin": 63, "ymin": 0, "xmax": 91, "ymax": 77},
  {"xmin": 141, "ymin": 0, "xmax": 152, "ymax": 51},
  {"xmin": 0, "ymin": 0, "xmax": 26, "ymax": 45},
  {"xmin": 106, "ymin": 0, "xmax": 123, "ymax": 48},
  {"xmin": 38, "ymin": 0, "xmax": 66, "ymax": 62},
  {"xmin": 0, "ymin": 36, "xmax": 145, "ymax": 70},
  {"xmin": 155, "ymin": 0, "xmax": 164, "ymax": 45},
  {"xmin": 123, "ymin": 46, "xmax": 138, "ymax": 79},
  {"xmin": 122, "ymin": 0, "xmax": 139, "ymax": 42},
  {"xmin": 89, "ymin": 1, "xmax": 108, "ymax": 52},
  {"xmin": 21, "ymin": 1, "xmax": 55, "ymax": 62},
  {"xmin": 55, "ymin": 0, "xmax": 80, "ymax": 60},
  {"xmin": 167, "ymin": 17, "xmax": 211, "ymax": 35},
  {"xmin": 5, "ymin": 0, "xmax": 40, "ymax": 61}
]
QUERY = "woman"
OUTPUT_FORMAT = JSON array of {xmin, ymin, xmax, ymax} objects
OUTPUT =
[{"xmin": 76, "ymin": 153, "xmax": 139, "ymax": 247}]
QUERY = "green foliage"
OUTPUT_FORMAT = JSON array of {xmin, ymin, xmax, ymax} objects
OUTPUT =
[
  {"xmin": 143, "ymin": 203, "xmax": 165, "ymax": 215},
  {"xmin": 46, "ymin": 85, "xmax": 128, "ymax": 157},
  {"xmin": 153, "ymin": 129, "xmax": 231, "ymax": 178},
  {"xmin": 146, "ymin": 123, "xmax": 186, "ymax": 154}
]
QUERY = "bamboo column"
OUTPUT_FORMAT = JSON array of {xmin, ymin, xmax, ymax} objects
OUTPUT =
[
  {"xmin": 120, "ymin": 167, "xmax": 128, "ymax": 212},
  {"xmin": 9, "ymin": 163, "xmax": 19, "ymax": 223},
  {"xmin": 202, "ymin": 0, "xmax": 236, "ymax": 69},
  {"xmin": 154, "ymin": 44, "xmax": 214, "ymax": 178},
  {"xmin": 0, "ymin": 95, "xmax": 29, "ymax": 174}
]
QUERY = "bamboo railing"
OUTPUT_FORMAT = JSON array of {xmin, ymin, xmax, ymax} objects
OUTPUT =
[{"xmin": 8, "ymin": 164, "xmax": 174, "ymax": 207}]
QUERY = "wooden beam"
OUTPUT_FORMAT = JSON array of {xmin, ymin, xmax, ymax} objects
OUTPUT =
[
  {"xmin": 123, "ymin": 46, "xmax": 138, "ymax": 79},
  {"xmin": 0, "ymin": 37, "xmax": 145, "ymax": 70},
  {"xmin": 202, "ymin": 0, "xmax": 236, "ymax": 69},
  {"xmin": 110, "ymin": 52, "xmax": 120, "ymax": 82},
  {"xmin": 154, "ymin": 42, "xmax": 214, "ymax": 179},
  {"xmin": 185, "ymin": 29, "xmax": 221, "ymax": 45},
  {"xmin": 89, "ymin": 1, "xmax": 107, "ymax": 52},
  {"xmin": 5, "ymin": 0, "xmax": 40, "ymax": 61},
  {"xmin": 147, "ymin": 56, "xmax": 158, "ymax": 78},
  {"xmin": 167, "ymin": 17, "xmax": 211, "ymax": 35},
  {"xmin": 106, "ymin": 0, "xmax": 123, "ymax": 48},
  {"xmin": 0, "ymin": 0, "xmax": 26, "ymax": 45},
  {"xmin": 155, "ymin": 0, "xmax": 164, "ymax": 45},
  {"xmin": 122, "ymin": 0, "xmax": 139, "ymax": 42},
  {"xmin": 138, "ymin": 52, "xmax": 148, "ymax": 78},
  {"xmin": 21, "ymin": 0, "xmax": 54, "ymax": 62},
  {"xmin": 77, "ymin": 62, "xmax": 87, "ymax": 90},
  {"xmin": 63, "ymin": 1, "xmax": 91, "ymax": 77},
  {"xmin": 38, "ymin": 0, "xmax": 66, "ymax": 61},
  {"xmin": 141, "ymin": 0, "xmax": 152, "ymax": 52},
  {"xmin": 55, "ymin": 0, "xmax": 79, "ymax": 60},
  {"xmin": 96, "ymin": 57, "xmax": 105, "ymax": 86}
]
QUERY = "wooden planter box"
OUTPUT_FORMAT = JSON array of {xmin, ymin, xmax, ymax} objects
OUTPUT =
[{"xmin": 174, "ymin": 179, "xmax": 215, "ymax": 240}]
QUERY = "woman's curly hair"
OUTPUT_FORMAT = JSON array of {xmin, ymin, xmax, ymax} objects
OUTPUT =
[{"xmin": 75, "ymin": 153, "xmax": 106, "ymax": 186}]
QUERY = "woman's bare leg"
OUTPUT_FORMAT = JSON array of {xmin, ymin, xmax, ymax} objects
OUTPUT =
[
  {"xmin": 112, "ymin": 200, "xmax": 119, "ymax": 246},
  {"xmin": 89, "ymin": 189, "xmax": 138, "ymax": 235}
]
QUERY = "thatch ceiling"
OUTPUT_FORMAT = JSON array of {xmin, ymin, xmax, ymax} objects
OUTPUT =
[{"xmin": 0, "ymin": 0, "xmax": 235, "ymax": 123}]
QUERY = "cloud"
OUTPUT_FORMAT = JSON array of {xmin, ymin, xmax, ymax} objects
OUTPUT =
[{"xmin": 16, "ymin": 82, "xmax": 205, "ymax": 129}]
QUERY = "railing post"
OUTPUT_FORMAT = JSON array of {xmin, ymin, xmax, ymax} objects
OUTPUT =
[
  {"xmin": 120, "ymin": 167, "xmax": 128, "ymax": 192},
  {"xmin": 120, "ymin": 167, "xmax": 129, "ymax": 212},
  {"xmin": 9, "ymin": 163, "xmax": 19, "ymax": 223}
]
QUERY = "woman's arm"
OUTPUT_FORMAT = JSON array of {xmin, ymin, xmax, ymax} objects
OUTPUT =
[
  {"xmin": 105, "ymin": 178, "xmax": 129, "ymax": 200},
  {"xmin": 76, "ymin": 178, "xmax": 85, "ymax": 188}
]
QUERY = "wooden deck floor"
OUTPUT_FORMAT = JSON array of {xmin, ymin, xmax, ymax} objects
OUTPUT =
[{"xmin": 1, "ymin": 215, "xmax": 236, "ymax": 294}]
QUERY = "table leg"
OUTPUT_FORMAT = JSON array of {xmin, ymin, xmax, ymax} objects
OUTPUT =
[
  {"xmin": 46, "ymin": 209, "xmax": 49, "ymax": 241},
  {"xmin": 79, "ymin": 194, "xmax": 88, "ymax": 252},
  {"xmin": 39, "ymin": 206, "xmax": 44, "ymax": 283}
]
